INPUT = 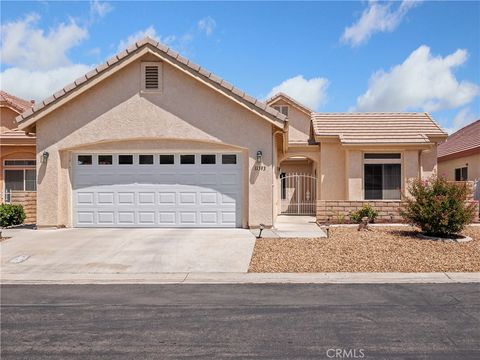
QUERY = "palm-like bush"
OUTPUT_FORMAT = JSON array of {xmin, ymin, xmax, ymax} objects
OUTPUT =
[{"xmin": 400, "ymin": 176, "xmax": 476, "ymax": 237}]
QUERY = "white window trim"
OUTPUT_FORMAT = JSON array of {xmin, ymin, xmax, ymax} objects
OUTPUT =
[
  {"xmin": 141, "ymin": 62, "xmax": 163, "ymax": 93},
  {"xmin": 4, "ymin": 159, "xmax": 36, "ymax": 167}
]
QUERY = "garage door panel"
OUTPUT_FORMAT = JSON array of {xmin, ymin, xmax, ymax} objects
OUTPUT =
[
  {"xmin": 118, "ymin": 192, "xmax": 135, "ymax": 204},
  {"xmin": 73, "ymin": 152, "xmax": 242, "ymax": 227},
  {"xmin": 98, "ymin": 211, "xmax": 115, "ymax": 224}
]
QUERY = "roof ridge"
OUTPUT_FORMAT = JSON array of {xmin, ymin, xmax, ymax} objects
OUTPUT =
[{"xmin": 16, "ymin": 36, "xmax": 286, "ymax": 128}]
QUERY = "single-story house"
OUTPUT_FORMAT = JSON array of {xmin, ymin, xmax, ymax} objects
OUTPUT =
[
  {"xmin": 438, "ymin": 120, "xmax": 479, "ymax": 181},
  {"xmin": 0, "ymin": 91, "xmax": 36, "ymax": 223},
  {"xmin": 16, "ymin": 37, "xmax": 448, "ymax": 228}
]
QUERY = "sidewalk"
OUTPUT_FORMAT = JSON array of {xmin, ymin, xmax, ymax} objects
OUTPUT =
[{"xmin": 2, "ymin": 272, "xmax": 478, "ymax": 285}]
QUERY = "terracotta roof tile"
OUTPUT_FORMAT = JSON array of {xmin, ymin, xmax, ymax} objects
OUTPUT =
[
  {"xmin": 438, "ymin": 120, "xmax": 480, "ymax": 159},
  {"xmin": 312, "ymin": 112, "xmax": 447, "ymax": 145},
  {"xmin": 0, "ymin": 91, "xmax": 34, "ymax": 113}
]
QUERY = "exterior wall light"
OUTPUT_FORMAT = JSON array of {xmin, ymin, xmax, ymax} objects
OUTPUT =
[
  {"xmin": 256, "ymin": 150, "xmax": 263, "ymax": 163},
  {"xmin": 42, "ymin": 151, "xmax": 49, "ymax": 163}
]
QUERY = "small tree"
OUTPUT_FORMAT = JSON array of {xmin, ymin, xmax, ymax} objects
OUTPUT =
[
  {"xmin": 349, "ymin": 204, "xmax": 378, "ymax": 223},
  {"xmin": 400, "ymin": 176, "xmax": 476, "ymax": 237},
  {"xmin": 0, "ymin": 204, "xmax": 26, "ymax": 228}
]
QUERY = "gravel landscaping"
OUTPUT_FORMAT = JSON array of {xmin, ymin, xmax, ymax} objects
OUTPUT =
[{"xmin": 249, "ymin": 226, "xmax": 480, "ymax": 273}]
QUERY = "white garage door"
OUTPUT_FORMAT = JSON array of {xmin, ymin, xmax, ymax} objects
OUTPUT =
[{"xmin": 73, "ymin": 153, "xmax": 242, "ymax": 227}]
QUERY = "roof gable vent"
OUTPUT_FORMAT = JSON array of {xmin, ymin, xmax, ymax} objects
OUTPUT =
[{"xmin": 142, "ymin": 62, "xmax": 162, "ymax": 92}]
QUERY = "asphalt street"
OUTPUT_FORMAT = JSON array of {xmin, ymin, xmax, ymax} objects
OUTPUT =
[{"xmin": 1, "ymin": 284, "xmax": 479, "ymax": 359}]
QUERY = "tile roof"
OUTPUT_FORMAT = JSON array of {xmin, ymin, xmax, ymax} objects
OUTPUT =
[
  {"xmin": 312, "ymin": 112, "xmax": 447, "ymax": 145},
  {"xmin": 437, "ymin": 120, "xmax": 480, "ymax": 159},
  {"xmin": 266, "ymin": 92, "xmax": 313, "ymax": 115},
  {"xmin": 16, "ymin": 37, "xmax": 286, "ymax": 128},
  {"xmin": 0, "ymin": 128, "xmax": 36, "ymax": 141},
  {"xmin": 0, "ymin": 91, "xmax": 34, "ymax": 113}
]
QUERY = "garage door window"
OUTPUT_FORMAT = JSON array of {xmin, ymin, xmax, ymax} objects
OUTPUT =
[
  {"xmin": 139, "ymin": 155, "xmax": 154, "ymax": 165},
  {"xmin": 222, "ymin": 154, "xmax": 236, "ymax": 164},
  {"xmin": 180, "ymin": 155, "xmax": 195, "ymax": 164},
  {"xmin": 98, "ymin": 155, "xmax": 113, "ymax": 165},
  {"xmin": 119, "ymin": 155, "xmax": 133, "ymax": 165},
  {"xmin": 201, "ymin": 154, "xmax": 216, "ymax": 164},
  {"xmin": 160, "ymin": 155, "xmax": 174, "ymax": 165},
  {"xmin": 78, "ymin": 155, "xmax": 92, "ymax": 165}
]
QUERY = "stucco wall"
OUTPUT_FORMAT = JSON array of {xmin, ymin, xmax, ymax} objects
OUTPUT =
[
  {"xmin": 320, "ymin": 141, "xmax": 346, "ymax": 200},
  {"xmin": 438, "ymin": 153, "xmax": 480, "ymax": 181},
  {"xmin": 271, "ymin": 99, "xmax": 310, "ymax": 143},
  {"xmin": 35, "ymin": 54, "xmax": 276, "ymax": 228},
  {"xmin": 1, "ymin": 107, "xmax": 18, "ymax": 133}
]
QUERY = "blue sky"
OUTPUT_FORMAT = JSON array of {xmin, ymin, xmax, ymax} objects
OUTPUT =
[{"xmin": 1, "ymin": 1, "xmax": 479, "ymax": 133}]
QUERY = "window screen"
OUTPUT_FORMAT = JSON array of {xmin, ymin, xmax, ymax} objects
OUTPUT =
[{"xmin": 364, "ymin": 164, "xmax": 401, "ymax": 200}]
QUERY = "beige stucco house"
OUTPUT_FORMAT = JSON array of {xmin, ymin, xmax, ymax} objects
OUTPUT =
[
  {"xmin": 16, "ymin": 37, "xmax": 448, "ymax": 228},
  {"xmin": 1, "ymin": 91, "xmax": 36, "ymax": 223}
]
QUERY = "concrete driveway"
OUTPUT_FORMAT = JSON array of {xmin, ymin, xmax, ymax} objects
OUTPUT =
[{"xmin": 1, "ymin": 228, "xmax": 256, "ymax": 277}]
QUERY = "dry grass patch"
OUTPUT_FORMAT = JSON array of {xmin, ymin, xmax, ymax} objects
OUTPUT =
[{"xmin": 249, "ymin": 226, "xmax": 480, "ymax": 273}]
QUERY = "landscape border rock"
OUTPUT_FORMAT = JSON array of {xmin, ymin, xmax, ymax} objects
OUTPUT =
[{"xmin": 417, "ymin": 233, "xmax": 473, "ymax": 243}]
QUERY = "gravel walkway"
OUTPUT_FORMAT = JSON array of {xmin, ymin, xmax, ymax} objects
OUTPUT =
[{"xmin": 249, "ymin": 226, "xmax": 480, "ymax": 273}]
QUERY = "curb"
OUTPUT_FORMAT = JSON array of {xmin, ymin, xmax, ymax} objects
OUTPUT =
[{"xmin": 1, "ymin": 272, "xmax": 479, "ymax": 285}]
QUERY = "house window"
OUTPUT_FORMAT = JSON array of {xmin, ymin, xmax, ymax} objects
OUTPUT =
[
  {"xmin": 364, "ymin": 153, "xmax": 401, "ymax": 200},
  {"xmin": 77, "ymin": 155, "xmax": 92, "ymax": 165},
  {"xmin": 4, "ymin": 169, "xmax": 36, "ymax": 202},
  {"xmin": 222, "ymin": 154, "xmax": 237, "ymax": 164},
  {"xmin": 455, "ymin": 167, "xmax": 468, "ymax": 181},
  {"xmin": 159, "ymin": 155, "xmax": 174, "ymax": 165},
  {"xmin": 118, "ymin": 155, "xmax": 133, "ymax": 165},
  {"xmin": 98, "ymin": 155, "xmax": 113, "ymax": 165},
  {"xmin": 142, "ymin": 62, "xmax": 162, "ymax": 92},
  {"xmin": 4, "ymin": 160, "xmax": 36, "ymax": 166},
  {"xmin": 201, "ymin": 154, "xmax": 216, "ymax": 164},
  {"xmin": 180, "ymin": 155, "xmax": 195, "ymax": 164},
  {"xmin": 273, "ymin": 105, "xmax": 289, "ymax": 116},
  {"xmin": 139, "ymin": 155, "xmax": 154, "ymax": 165}
]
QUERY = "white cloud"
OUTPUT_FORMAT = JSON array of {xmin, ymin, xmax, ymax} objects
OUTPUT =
[
  {"xmin": 354, "ymin": 45, "xmax": 480, "ymax": 112},
  {"xmin": 341, "ymin": 0, "xmax": 421, "ymax": 47},
  {"xmin": 90, "ymin": 0, "xmax": 113, "ymax": 19},
  {"xmin": 443, "ymin": 107, "xmax": 479, "ymax": 134},
  {"xmin": 198, "ymin": 16, "xmax": 216, "ymax": 36},
  {"xmin": 116, "ymin": 26, "xmax": 176, "ymax": 51},
  {"xmin": 267, "ymin": 75, "xmax": 329, "ymax": 110},
  {"xmin": 0, "ymin": 65, "xmax": 91, "ymax": 101},
  {"xmin": 0, "ymin": 13, "xmax": 88, "ymax": 70}
]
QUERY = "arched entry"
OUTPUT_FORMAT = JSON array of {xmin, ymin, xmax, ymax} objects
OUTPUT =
[{"xmin": 278, "ymin": 155, "xmax": 317, "ymax": 215}]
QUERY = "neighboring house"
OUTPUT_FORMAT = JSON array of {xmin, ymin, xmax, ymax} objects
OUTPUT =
[
  {"xmin": 0, "ymin": 91, "xmax": 37, "ymax": 223},
  {"xmin": 438, "ymin": 120, "xmax": 480, "ymax": 199},
  {"xmin": 16, "ymin": 38, "xmax": 447, "ymax": 228}
]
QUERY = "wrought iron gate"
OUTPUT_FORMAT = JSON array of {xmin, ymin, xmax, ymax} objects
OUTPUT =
[{"xmin": 280, "ymin": 173, "xmax": 317, "ymax": 215}]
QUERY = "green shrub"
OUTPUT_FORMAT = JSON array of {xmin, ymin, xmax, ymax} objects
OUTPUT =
[
  {"xmin": 0, "ymin": 204, "xmax": 26, "ymax": 228},
  {"xmin": 400, "ymin": 176, "xmax": 476, "ymax": 237},
  {"xmin": 349, "ymin": 205, "xmax": 378, "ymax": 223}
]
